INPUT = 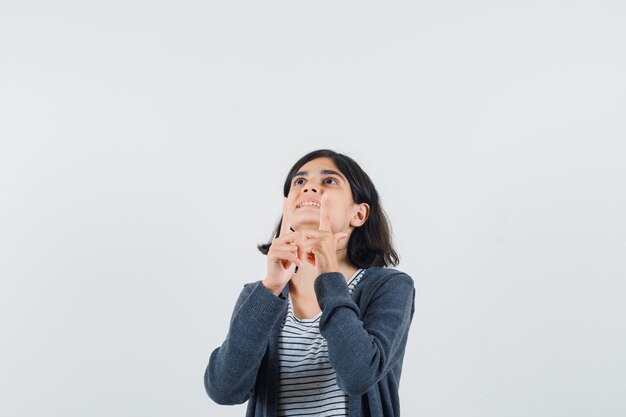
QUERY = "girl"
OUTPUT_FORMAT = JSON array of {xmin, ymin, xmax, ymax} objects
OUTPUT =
[{"xmin": 204, "ymin": 149, "xmax": 416, "ymax": 417}]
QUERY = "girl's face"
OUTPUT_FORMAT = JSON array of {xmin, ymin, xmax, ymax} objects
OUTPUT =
[{"xmin": 286, "ymin": 157, "xmax": 369, "ymax": 234}]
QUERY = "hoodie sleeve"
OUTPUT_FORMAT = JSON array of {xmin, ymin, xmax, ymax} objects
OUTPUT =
[
  {"xmin": 204, "ymin": 280, "xmax": 287, "ymax": 405},
  {"xmin": 313, "ymin": 270, "xmax": 416, "ymax": 396}
]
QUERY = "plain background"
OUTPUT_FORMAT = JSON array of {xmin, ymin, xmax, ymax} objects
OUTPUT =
[{"xmin": 1, "ymin": 1, "xmax": 625, "ymax": 416}]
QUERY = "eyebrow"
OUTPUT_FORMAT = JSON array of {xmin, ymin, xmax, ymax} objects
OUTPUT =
[{"xmin": 293, "ymin": 169, "xmax": 346, "ymax": 181}]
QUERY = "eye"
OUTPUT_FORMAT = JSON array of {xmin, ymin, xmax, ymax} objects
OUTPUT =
[{"xmin": 292, "ymin": 177, "xmax": 339, "ymax": 186}]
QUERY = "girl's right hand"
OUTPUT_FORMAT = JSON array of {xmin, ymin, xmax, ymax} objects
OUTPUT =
[{"xmin": 262, "ymin": 196, "xmax": 304, "ymax": 296}]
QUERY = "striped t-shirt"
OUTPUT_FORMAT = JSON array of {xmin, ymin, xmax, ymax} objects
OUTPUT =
[{"xmin": 276, "ymin": 268, "xmax": 366, "ymax": 417}]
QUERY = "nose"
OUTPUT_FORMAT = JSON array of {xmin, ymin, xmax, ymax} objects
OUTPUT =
[{"xmin": 303, "ymin": 183, "xmax": 318, "ymax": 193}]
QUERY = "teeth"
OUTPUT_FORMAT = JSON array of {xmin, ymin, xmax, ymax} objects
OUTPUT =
[{"xmin": 299, "ymin": 201, "xmax": 320, "ymax": 208}]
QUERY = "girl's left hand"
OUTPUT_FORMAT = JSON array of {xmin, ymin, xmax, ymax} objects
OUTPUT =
[{"xmin": 297, "ymin": 194, "xmax": 349, "ymax": 275}]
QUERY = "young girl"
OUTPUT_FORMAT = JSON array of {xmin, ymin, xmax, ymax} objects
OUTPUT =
[{"xmin": 204, "ymin": 149, "xmax": 416, "ymax": 417}]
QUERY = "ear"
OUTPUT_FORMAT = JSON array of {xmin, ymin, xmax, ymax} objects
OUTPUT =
[{"xmin": 349, "ymin": 203, "xmax": 370, "ymax": 228}]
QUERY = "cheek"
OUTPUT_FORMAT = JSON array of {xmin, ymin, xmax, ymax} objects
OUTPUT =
[{"xmin": 329, "ymin": 207, "xmax": 350, "ymax": 223}]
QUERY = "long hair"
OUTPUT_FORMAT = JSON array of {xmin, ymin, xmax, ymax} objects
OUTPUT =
[{"xmin": 257, "ymin": 149, "xmax": 399, "ymax": 268}]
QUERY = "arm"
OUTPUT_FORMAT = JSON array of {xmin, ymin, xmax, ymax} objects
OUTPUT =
[
  {"xmin": 204, "ymin": 280, "xmax": 287, "ymax": 405},
  {"xmin": 314, "ymin": 271, "xmax": 416, "ymax": 396}
]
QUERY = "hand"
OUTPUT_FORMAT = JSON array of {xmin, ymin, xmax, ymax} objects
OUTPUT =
[
  {"xmin": 262, "ymin": 195, "xmax": 304, "ymax": 295},
  {"xmin": 296, "ymin": 194, "xmax": 349, "ymax": 275}
]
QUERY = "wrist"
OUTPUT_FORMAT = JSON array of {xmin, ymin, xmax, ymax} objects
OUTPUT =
[{"xmin": 261, "ymin": 279, "xmax": 282, "ymax": 296}]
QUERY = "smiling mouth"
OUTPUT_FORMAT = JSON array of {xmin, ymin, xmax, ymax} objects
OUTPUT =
[{"xmin": 297, "ymin": 201, "xmax": 321, "ymax": 209}]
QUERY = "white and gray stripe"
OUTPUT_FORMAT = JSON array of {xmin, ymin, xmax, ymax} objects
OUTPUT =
[{"xmin": 277, "ymin": 268, "xmax": 366, "ymax": 417}]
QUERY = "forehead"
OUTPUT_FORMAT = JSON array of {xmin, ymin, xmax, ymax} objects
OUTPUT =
[{"xmin": 295, "ymin": 157, "xmax": 346, "ymax": 179}]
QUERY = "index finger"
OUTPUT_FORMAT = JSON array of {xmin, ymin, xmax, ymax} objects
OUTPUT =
[
  {"xmin": 319, "ymin": 194, "xmax": 331, "ymax": 231},
  {"xmin": 280, "ymin": 196, "xmax": 293, "ymax": 237}
]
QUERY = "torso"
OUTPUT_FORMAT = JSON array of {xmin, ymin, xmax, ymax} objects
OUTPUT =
[{"xmin": 277, "ymin": 268, "xmax": 367, "ymax": 417}]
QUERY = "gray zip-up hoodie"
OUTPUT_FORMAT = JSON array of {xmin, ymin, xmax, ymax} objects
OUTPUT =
[{"xmin": 204, "ymin": 266, "xmax": 416, "ymax": 417}]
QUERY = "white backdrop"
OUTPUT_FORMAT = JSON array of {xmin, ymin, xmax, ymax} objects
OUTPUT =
[{"xmin": 1, "ymin": 1, "xmax": 625, "ymax": 416}]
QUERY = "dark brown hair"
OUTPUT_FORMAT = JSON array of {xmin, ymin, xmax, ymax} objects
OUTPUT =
[{"xmin": 257, "ymin": 149, "xmax": 399, "ymax": 268}]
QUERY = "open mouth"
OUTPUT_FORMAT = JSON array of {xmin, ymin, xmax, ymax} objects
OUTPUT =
[{"xmin": 297, "ymin": 203, "xmax": 321, "ymax": 209}]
